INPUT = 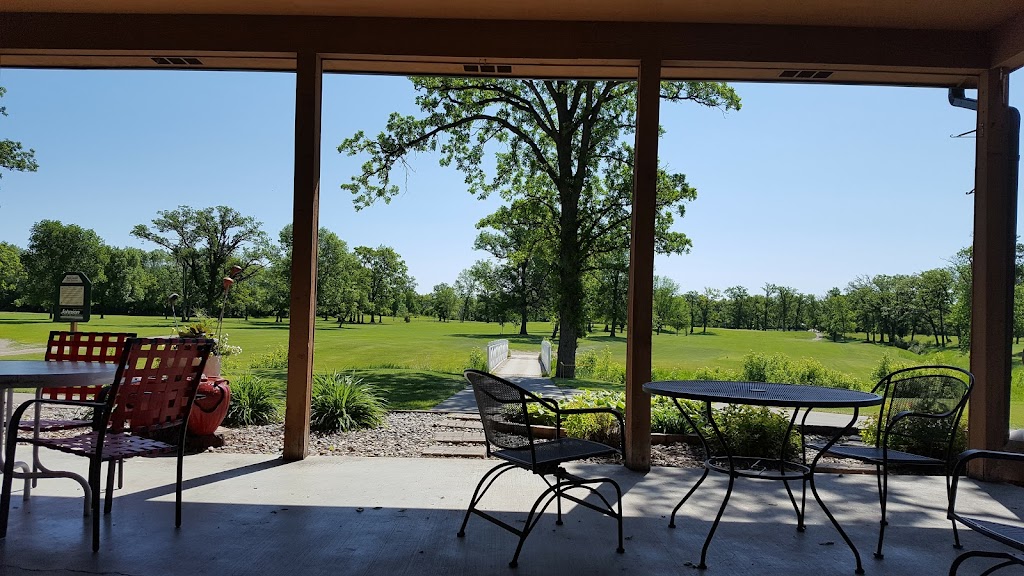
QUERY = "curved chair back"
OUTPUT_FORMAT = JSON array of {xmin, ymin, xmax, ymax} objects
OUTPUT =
[
  {"xmin": 464, "ymin": 370, "xmax": 538, "ymax": 458},
  {"xmin": 871, "ymin": 365, "xmax": 973, "ymax": 462},
  {"xmin": 105, "ymin": 337, "xmax": 213, "ymax": 438}
]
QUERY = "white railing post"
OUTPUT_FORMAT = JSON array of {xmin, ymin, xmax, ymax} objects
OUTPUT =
[
  {"xmin": 487, "ymin": 339, "xmax": 509, "ymax": 372},
  {"xmin": 540, "ymin": 340, "xmax": 552, "ymax": 376}
]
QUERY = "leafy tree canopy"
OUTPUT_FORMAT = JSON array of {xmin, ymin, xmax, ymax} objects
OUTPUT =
[{"xmin": 340, "ymin": 77, "xmax": 740, "ymax": 376}]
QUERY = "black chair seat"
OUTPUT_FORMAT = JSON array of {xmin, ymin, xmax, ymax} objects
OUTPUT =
[
  {"xmin": 494, "ymin": 438, "xmax": 618, "ymax": 469},
  {"xmin": 948, "ymin": 450, "xmax": 1024, "ymax": 575},
  {"xmin": 953, "ymin": 515, "xmax": 1024, "ymax": 553},
  {"xmin": 812, "ymin": 443, "xmax": 945, "ymax": 466}
]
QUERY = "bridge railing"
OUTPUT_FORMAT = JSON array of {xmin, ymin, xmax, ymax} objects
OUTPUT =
[
  {"xmin": 539, "ymin": 340, "xmax": 552, "ymax": 376},
  {"xmin": 487, "ymin": 339, "xmax": 509, "ymax": 372}
]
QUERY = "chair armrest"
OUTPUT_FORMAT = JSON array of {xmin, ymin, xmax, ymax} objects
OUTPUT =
[
  {"xmin": 555, "ymin": 407, "xmax": 626, "ymax": 453},
  {"xmin": 951, "ymin": 449, "xmax": 1024, "ymax": 478},
  {"xmin": 529, "ymin": 396, "xmax": 560, "ymax": 412},
  {"xmin": 883, "ymin": 409, "xmax": 958, "ymax": 440},
  {"xmin": 948, "ymin": 449, "xmax": 1024, "ymax": 519},
  {"xmin": 6, "ymin": 398, "xmax": 106, "ymax": 438}
]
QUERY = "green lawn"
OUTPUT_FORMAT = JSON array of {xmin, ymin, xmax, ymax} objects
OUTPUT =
[{"xmin": 1, "ymin": 312, "xmax": 1021, "ymax": 425}]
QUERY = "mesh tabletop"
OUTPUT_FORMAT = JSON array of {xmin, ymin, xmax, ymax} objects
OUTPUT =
[{"xmin": 643, "ymin": 380, "xmax": 882, "ymax": 408}]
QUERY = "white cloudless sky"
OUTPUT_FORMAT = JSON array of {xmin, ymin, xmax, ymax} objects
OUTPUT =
[{"xmin": 0, "ymin": 68, "xmax": 1020, "ymax": 296}]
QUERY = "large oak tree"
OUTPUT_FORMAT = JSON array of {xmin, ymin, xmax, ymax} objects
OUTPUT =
[{"xmin": 340, "ymin": 78, "xmax": 739, "ymax": 376}]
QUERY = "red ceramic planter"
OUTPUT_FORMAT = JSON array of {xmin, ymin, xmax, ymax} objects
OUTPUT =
[{"xmin": 188, "ymin": 378, "xmax": 231, "ymax": 436}]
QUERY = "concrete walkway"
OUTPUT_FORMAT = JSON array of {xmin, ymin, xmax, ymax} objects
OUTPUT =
[{"xmin": 3, "ymin": 451, "xmax": 1022, "ymax": 576}]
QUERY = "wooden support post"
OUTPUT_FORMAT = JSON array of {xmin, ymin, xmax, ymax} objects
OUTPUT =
[
  {"xmin": 284, "ymin": 51, "xmax": 322, "ymax": 461},
  {"xmin": 968, "ymin": 68, "xmax": 1017, "ymax": 480},
  {"xmin": 624, "ymin": 58, "xmax": 660, "ymax": 472}
]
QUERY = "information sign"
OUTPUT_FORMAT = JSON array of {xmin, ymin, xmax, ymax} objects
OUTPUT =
[{"xmin": 53, "ymin": 272, "xmax": 91, "ymax": 323}]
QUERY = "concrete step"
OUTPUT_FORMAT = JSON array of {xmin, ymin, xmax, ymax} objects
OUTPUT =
[
  {"xmin": 432, "ymin": 432, "xmax": 486, "ymax": 444},
  {"xmin": 422, "ymin": 445, "xmax": 486, "ymax": 458},
  {"xmin": 438, "ymin": 419, "xmax": 482, "ymax": 430},
  {"xmin": 445, "ymin": 413, "xmax": 479, "ymax": 421}
]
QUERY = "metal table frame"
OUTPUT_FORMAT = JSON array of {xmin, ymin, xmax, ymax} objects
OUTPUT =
[
  {"xmin": 644, "ymin": 380, "xmax": 883, "ymax": 575},
  {"xmin": 0, "ymin": 361, "xmax": 118, "ymax": 515}
]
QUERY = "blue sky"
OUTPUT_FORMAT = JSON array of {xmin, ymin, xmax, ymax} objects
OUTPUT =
[{"xmin": 0, "ymin": 68, "xmax": 1020, "ymax": 297}]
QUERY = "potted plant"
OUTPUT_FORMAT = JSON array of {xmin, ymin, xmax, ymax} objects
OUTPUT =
[{"xmin": 182, "ymin": 266, "xmax": 243, "ymax": 436}]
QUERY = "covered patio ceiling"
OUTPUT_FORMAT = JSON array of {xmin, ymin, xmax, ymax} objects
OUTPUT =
[
  {"xmin": 0, "ymin": 2, "xmax": 1022, "ymax": 82},
  {"xmin": 3, "ymin": 0, "xmax": 1023, "ymax": 30},
  {"xmin": 1, "ymin": 3, "xmax": 1022, "ymax": 480}
]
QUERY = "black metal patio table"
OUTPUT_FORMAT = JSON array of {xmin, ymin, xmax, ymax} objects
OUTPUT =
[{"xmin": 643, "ymin": 380, "xmax": 883, "ymax": 574}]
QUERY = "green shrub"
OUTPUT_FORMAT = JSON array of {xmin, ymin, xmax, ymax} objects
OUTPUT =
[
  {"xmin": 575, "ymin": 349, "xmax": 598, "ymax": 378},
  {"xmin": 870, "ymin": 353, "xmax": 913, "ymax": 384},
  {"xmin": 513, "ymin": 388, "xmax": 796, "ymax": 458},
  {"xmin": 742, "ymin": 352, "xmax": 862, "ymax": 390},
  {"xmin": 468, "ymin": 347, "xmax": 487, "ymax": 371},
  {"xmin": 560, "ymin": 390, "xmax": 625, "ymax": 445},
  {"xmin": 692, "ymin": 366, "xmax": 742, "ymax": 381},
  {"xmin": 248, "ymin": 345, "xmax": 288, "ymax": 370},
  {"xmin": 310, "ymin": 371, "xmax": 388, "ymax": 433},
  {"xmin": 223, "ymin": 373, "xmax": 282, "ymax": 427},
  {"xmin": 651, "ymin": 395, "xmax": 707, "ymax": 435},
  {"xmin": 714, "ymin": 404, "xmax": 800, "ymax": 458},
  {"xmin": 574, "ymin": 346, "xmax": 625, "ymax": 384}
]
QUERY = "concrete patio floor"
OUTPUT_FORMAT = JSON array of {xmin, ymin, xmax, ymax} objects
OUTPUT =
[{"xmin": 1, "ymin": 452, "xmax": 1022, "ymax": 575}]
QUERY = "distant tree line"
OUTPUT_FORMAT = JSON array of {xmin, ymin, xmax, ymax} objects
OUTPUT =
[{"xmin": 3, "ymin": 205, "xmax": 1019, "ymax": 354}]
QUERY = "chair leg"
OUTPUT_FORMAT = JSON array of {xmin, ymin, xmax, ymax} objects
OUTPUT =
[
  {"xmin": 555, "ymin": 474, "xmax": 564, "ymax": 526},
  {"xmin": 457, "ymin": 462, "xmax": 516, "ymax": 538},
  {"xmin": 104, "ymin": 460, "xmax": 116, "ymax": 514},
  {"xmin": 947, "ymin": 472, "xmax": 962, "ymax": 549},
  {"xmin": 118, "ymin": 458, "xmax": 124, "ymax": 490},
  {"xmin": 89, "ymin": 458, "xmax": 102, "ymax": 552},
  {"xmin": 875, "ymin": 464, "xmax": 888, "ymax": 559},
  {"xmin": 31, "ymin": 398, "xmax": 41, "ymax": 489},
  {"xmin": 0, "ymin": 424, "xmax": 20, "ymax": 539},
  {"xmin": 176, "ymin": 450, "xmax": 184, "ymax": 527}
]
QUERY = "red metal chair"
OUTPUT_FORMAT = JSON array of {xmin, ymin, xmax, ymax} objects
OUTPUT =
[
  {"xmin": 0, "ymin": 337, "xmax": 213, "ymax": 551},
  {"xmin": 23, "ymin": 331, "xmax": 136, "ymax": 491}
]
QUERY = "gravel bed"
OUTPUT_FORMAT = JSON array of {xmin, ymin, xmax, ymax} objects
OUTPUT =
[
  {"xmin": 208, "ymin": 411, "xmax": 442, "ymax": 457},
  {"xmin": 208, "ymin": 410, "xmax": 706, "ymax": 468},
  {"xmin": 32, "ymin": 406, "xmax": 856, "ymax": 470}
]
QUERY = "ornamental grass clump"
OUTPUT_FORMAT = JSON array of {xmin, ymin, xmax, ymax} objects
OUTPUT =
[
  {"xmin": 223, "ymin": 373, "xmax": 281, "ymax": 426},
  {"xmin": 311, "ymin": 371, "xmax": 387, "ymax": 433}
]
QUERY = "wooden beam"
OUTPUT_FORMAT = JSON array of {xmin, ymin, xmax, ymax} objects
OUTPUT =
[
  {"xmin": 968, "ymin": 68, "xmax": 1017, "ymax": 480},
  {"xmin": 283, "ymin": 51, "xmax": 322, "ymax": 461},
  {"xmin": 624, "ymin": 57, "xmax": 659, "ymax": 472},
  {"xmin": 0, "ymin": 13, "xmax": 990, "ymax": 73},
  {"xmin": 990, "ymin": 9, "xmax": 1024, "ymax": 71}
]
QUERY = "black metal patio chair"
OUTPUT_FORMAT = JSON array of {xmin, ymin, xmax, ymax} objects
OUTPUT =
[
  {"xmin": 947, "ymin": 449, "xmax": 1024, "ymax": 575},
  {"xmin": 811, "ymin": 365, "xmax": 973, "ymax": 559},
  {"xmin": 458, "ymin": 369, "xmax": 625, "ymax": 568}
]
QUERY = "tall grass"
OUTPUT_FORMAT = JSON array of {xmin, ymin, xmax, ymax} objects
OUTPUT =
[
  {"xmin": 310, "ymin": 371, "xmax": 388, "ymax": 433},
  {"xmin": 223, "ymin": 373, "xmax": 282, "ymax": 426}
]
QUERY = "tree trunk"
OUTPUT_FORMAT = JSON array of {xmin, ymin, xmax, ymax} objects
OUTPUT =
[
  {"xmin": 554, "ymin": 183, "xmax": 582, "ymax": 379},
  {"xmin": 519, "ymin": 264, "xmax": 529, "ymax": 335}
]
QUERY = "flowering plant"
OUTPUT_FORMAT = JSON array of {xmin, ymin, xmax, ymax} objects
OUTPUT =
[{"xmin": 212, "ymin": 265, "xmax": 244, "ymax": 357}]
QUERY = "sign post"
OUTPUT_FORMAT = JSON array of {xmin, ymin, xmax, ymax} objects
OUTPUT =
[{"xmin": 53, "ymin": 272, "xmax": 91, "ymax": 330}]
